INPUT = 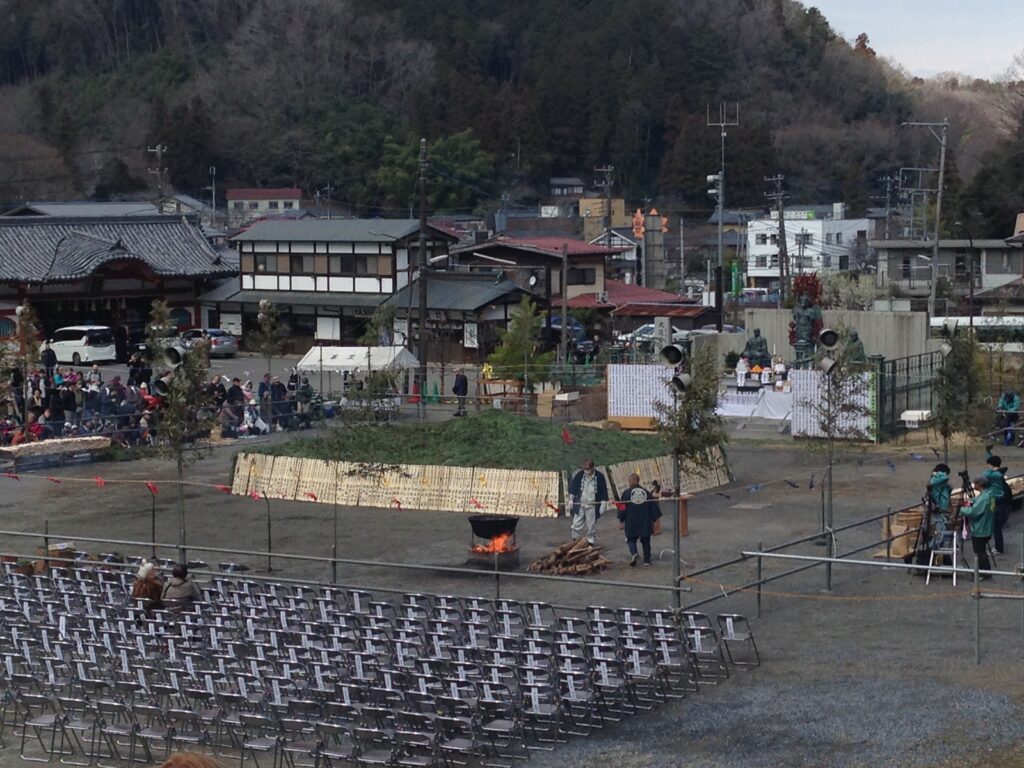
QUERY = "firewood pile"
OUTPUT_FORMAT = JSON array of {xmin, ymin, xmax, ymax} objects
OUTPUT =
[{"xmin": 527, "ymin": 538, "xmax": 612, "ymax": 575}]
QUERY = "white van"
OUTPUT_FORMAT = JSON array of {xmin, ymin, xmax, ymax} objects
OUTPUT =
[{"xmin": 49, "ymin": 325, "xmax": 117, "ymax": 365}]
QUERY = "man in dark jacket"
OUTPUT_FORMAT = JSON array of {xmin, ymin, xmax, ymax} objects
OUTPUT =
[
  {"xmin": 452, "ymin": 368, "xmax": 469, "ymax": 416},
  {"xmin": 40, "ymin": 344, "xmax": 57, "ymax": 382},
  {"xmin": 617, "ymin": 472, "xmax": 662, "ymax": 567},
  {"xmin": 568, "ymin": 459, "xmax": 609, "ymax": 545}
]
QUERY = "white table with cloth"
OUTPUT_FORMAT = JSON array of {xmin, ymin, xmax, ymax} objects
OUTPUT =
[{"xmin": 715, "ymin": 388, "xmax": 792, "ymax": 420}]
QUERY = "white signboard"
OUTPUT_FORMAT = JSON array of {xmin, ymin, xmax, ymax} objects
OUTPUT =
[
  {"xmin": 790, "ymin": 369, "xmax": 875, "ymax": 440},
  {"xmin": 393, "ymin": 319, "xmax": 409, "ymax": 346},
  {"xmin": 607, "ymin": 364, "xmax": 672, "ymax": 420},
  {"xmin": 463, "ymin": 322, "xmax": 479, "ymax": 349},
  {"xmin": 220, "ymin": 313, "xmax": 242, "ymax": 336}
]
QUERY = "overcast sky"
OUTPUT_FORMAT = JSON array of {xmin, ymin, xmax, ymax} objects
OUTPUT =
[{"xmin": 809, "ymin": 0, "xmax": 1023, "ymax": 79}]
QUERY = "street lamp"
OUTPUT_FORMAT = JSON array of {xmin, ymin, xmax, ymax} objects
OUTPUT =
[{"xmin": 954, "ymin": 221, "xmax": 976, "ymax": 330}]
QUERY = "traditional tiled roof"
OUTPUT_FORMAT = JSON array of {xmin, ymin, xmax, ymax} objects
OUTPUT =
[
  {"xmin": 2, "ymin": 201, "xmax": 160, "ymax": 217},
  {"xmin": 0, "ymin": 215, "xmax": 234, "ymax": 283},
  {"xmin": 226, "ymin": 188, "xmax": 303, "ymax": 201},
  {"xmin": 384, "ymin": 272, "xmax": 525, "ymax": 312},
  {"xmin": 231, "ymin": 219, "xmax": 457, "ymax": 243}
]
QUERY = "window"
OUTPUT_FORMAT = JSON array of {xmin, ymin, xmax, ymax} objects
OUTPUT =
[
  {"xmin": 255, "ymin": 254, "xmax": 274, "ymax": 273},
  {"xmin": 355, "ymin": 256, "xmax": 378, "ymax": 275},
  {"xmin": 835, "ymin": 232, "xmax": 843, "ymax": 245},
  {"xmin": 329, "ymin": 255, "xmax": 343, "ymax": 274},
  {"xmin": 770, "ymin": 234, "xmax": 778, "ymax": 245},
  {"xmin": 268, "ymin": 201, "xmax": 279, "ymax": 210},
  {"xmin": 755, "ymin": 256, "xmax": 766, "ymax": 268},
  {"xmin": 248, "ymin": 201, "xmax": 259, "ymax": 210},
  {"xmin": 769, "ymin": 256, "xmax": 779, "ymax": 268},
  {"xmin": 901, "ymin": 258, "xmax": 911, "ymax": 279},
  {"xmin": 284, "ymin": 201, "xmax": 294, "ymax": 209},
  {"xmin": 291, "ymin": 254, "xmax": 316, "ymax": 274},
  {"xmin": 825, "ymin": 233, "xmax": 833, "ymax": 244},
  {"xmin": 566, "ymin": 267, "xmax": 597, "ymax": 285},
  {"xmin": 796, "ymin": 232, "xmax": 813, "ymax": 245},
  {"xmin": 823, "ymin": 255, "xmax": 832, "ymax": 268},
  {"xmin": 756, "ymin": 234, "xmax": 768, "ymax": 245},
  {"xmin": 233, "ymin": 202, "xmax": 243, "ymax": 210}
]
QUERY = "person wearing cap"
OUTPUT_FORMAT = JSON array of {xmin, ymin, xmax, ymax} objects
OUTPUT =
[
  {"xmin": 985, "ymin": 454, "xmax": 1012, "ymax": 554},
  {"xmin": 131, "ymin": 561, "xmax": 163, "ymax": 616},
  {"xmin": 962, "ymin": 475, "xmax": 997, "ymax": 577},
  {"xmin": 568, "ymin": 459, "xmax": 609, "ymax": 546}
]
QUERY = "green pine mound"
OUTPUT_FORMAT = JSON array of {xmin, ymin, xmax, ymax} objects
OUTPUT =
[{"xmin": 266, "ymin": 410, "xmax": 667, "ymax": 471}]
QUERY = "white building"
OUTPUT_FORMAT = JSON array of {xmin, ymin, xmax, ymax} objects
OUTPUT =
[
  {"xmin": 226, "ymin": 187, "xmax": 303, "ymax": 227},
  {"xmin": 746, "ymin": 203, "xmax": 870, "ymax": 289}
]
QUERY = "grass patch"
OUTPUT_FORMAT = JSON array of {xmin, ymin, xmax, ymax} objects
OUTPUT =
[{"xmin": 264, "ymin": 411, "xmax": 667, "ymax": 471}]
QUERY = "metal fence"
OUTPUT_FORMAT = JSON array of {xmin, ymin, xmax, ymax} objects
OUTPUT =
[{"xmin": 874, "ymin": 351, "xmax": 943, "ymax": 440}]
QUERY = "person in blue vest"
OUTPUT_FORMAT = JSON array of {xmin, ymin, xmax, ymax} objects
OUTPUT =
[
  {"xmin": 617, "ymin": 473, "xmax": 662, "ymax": 567},
  {"xmin": 998, "ymin": 389, "xmax": 1021, "ymax": 446},
  {"xmin": 961, "ymin": 474, "xmax": 997, "ymax": 577},
  {"xmin": 985, "ymin": 454, "xmax": 1011, "ymax": 554},
  {"xmin": 568, "ymin": 459, "xmax": 608, "ymax": 546}
]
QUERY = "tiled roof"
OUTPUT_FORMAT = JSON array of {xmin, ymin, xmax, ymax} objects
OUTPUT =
[
  {"xmin": 554, "ymin": 278, "xmax": 685, "ymax": 309},
  {"xmin": 2, "ymin": 201, "xmax": 160, "ymax": 217},
  {"xmin": 226, "ymin": 188, "xmax": 303, "ymax": 201},
  {"xmin": 384, "ymin": 272, "xmax": 524, "ymax": 312},
  {"xmin": 0, "ymin": 216, "xmax": 234, "ymax": 283},
  {"xmin": 452, "ymin": 235, "xmax": 626, "ymax": 259},
  {"xmin": 232, "ymin": 219, "xmax": 457, "ymax": 243},
  {"xmin": 611, "ymin": 303, "xmax": 709, "ymax": 318},
  {"xmin": 196, "ymin": 283, "xmax": 386, "ymax": 308}
]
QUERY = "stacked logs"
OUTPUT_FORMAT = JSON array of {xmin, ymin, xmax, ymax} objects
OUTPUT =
[{"xmin": 528, "ymin": 538, "xmax": 612, "ymax": 575}]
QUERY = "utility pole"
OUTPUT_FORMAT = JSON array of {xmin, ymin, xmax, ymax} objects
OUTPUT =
[
  {"xmin": 559, "ymin": 243, "xmax": 569, "ymax": 368},
  {"xmin": 679, "ymin": 217, "xmax": 685, "ymax": 290},
  {"xmin": 903, "ymin": 118, "xmax": 949, "ymax": 317},
  {"xmin": 798, "ymin": 228, "xmax": 806, "ymax": 274},
  {"xmin": 147, "ymin": 144, "xmax": 167, "ymax": 203},
  {"xmin": 765, "ymin": 174, "xmax": 788, "ymax": 308},
  {"xmin": 707, "ymin": 104, "xmax": 739, "ymax": 332},
  {"xmin": 416, "ymin": 138, "xmax": 429, "ymax": 419},
  {"xmin": 594, "ymin": 166, "xmax": 614, "ymax": 247},
  {"xmin": 319, "ymin": 183, "xmax": 335, "ymax": 219},
  {"xmin": 202, "ymin": 166, "xmax": 217, "ymax": 227}
]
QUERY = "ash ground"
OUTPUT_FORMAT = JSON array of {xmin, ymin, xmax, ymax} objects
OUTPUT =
[{"xmin": 1, "ymin": 414, "xmax": 1023, "ymax": 768}]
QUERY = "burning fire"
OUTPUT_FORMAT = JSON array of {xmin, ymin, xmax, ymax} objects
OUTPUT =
[{"xmin": 472, "ymin": 532, "xmax": 516, "ymax": 554}]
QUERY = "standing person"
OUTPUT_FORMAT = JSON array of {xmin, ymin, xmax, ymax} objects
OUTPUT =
[
  {"xmin": 617, "ymin": 473, "xmax": 662, "ymax": 567},
  {"xmin": 568, "ymin": 459, "xmax": 609, "ymax": 546},
  {"xmin": 452, "ymin": 368, "xmax": 469, "ymax": 417},
  {"xmin": 998, "ymin": 389, "xmax": 1021, "ymax": 446},
  {"xmin": 961, "ymin": 475, "xmax": 997, "ymax": 577},
  {"xmin": 985, "ymin": 454, "xmax": 1011, "ymax": 554},
  {"xmin": 161, "ymin": 564, "xmax": 202, "ymax": 613},
  {"xmin": 927, "ymin": 463, "xmax": 953, "ymax": 551},
  {"xmin": 40, "ymin": 343, "xmax": 57, "ymax": 382}
]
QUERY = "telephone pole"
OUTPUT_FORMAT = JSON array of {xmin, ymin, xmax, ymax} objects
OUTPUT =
[
  {"xmin": 319, "ymin": 182, "xmax": 335, "ymax": 219},
  {"xmin": 594, "ymin": 166, "xmax": 614, "ymax": 247},
  {"xmin": 147, "ymin": 144, "xmax": 167, "ymax": 203},
  {"xmin": 765, "ymin": 174, "xmax": 789, "ymax": 308},
  {"xmin": 707, "ymin": 104, "xmax": 739, "ymax": 332},
  {"xmin": 903, "ymin": 118, "xmax": 949, "ymax": 317},
  {"xmin": 202, "ymin": 166, "xmax": 217, "ymax": 227},
  {"xmin": 416, "ymin": 138, "xmax": 429, "ymax": 418}
]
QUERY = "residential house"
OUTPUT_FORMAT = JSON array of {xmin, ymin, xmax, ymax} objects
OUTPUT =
[
  {"xmin": 226, "ymin": 188, "xmax": 303, "ymax": 227},
  {"xmin": 872, "ymin": 238, "xmax": 1023, "ymax": 306},
  {"xmin": 2, "ymin": 201, "xmax": 160, "ymax": 217},
  {"xmin": 553, "ymin": 278, "xmax": 711, "ymax": 337},
  {"xmin": 747, "ymin": 204, "xmax": 870, "ymax": 288},
  {"xmin": 549, "ymin": 177, "xmax": 585, "ymax": 197},
  {"xmin": 0, "ymin": 214, "xmax": 234, "ymax": 345},
  {"xmin": 588, "ymin": 228, "xmax": 641, "ymax": 282},
  {"xmin": 161, "ymin": 193, "xmax": 214, "ymax": 222},
  {"xmin": 202, "ymin": 219, "xmax": 457, "ymax": 348},
  {"xmin": 580, "ymin": 197, "xmax": 629, "ymax": 242}
]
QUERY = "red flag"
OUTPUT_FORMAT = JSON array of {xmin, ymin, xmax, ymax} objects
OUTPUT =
[
  {"xmin": 3, "ymin": 473, "xmax": 19, "ymax": 481},
  {"xmin": 545, "ymin": 501, "xmax": 560, "ymax": 513},
  {"xmin": 94, "ymin": 476, "xmax": 106, "ymax": 487},
  {"xmin": 249, "ymin": 491, "xmax": 262, "ymax": 501},
  {"xmin": 304, "ymin": 492, "xmax": 318, "ymax": 501},
  {"xmin": 215, "ymin": 484, "xmax": 231, "ymax": 494},
  {"xmin": 46, "ymin": 477, "xmax": 61, "ymax": 484},
  {"xmin": 561, "ymin": 427, "xmax": 573, "ymax": 445},
  {"xmin": 470, "ymin": 498, "xmax": 485, "ymax": 509},
  {"xmin": 145, "ymin": 482, "xmax": 159, "ymax": 496},
  {"xmin": 391, "ymin": 497, "xmax": 402, "ymax": 511}
]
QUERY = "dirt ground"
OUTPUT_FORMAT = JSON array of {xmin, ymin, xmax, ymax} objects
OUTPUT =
[{"xmin": 1, "ymin": 420, "xmax": 1024, "ymax": 767}]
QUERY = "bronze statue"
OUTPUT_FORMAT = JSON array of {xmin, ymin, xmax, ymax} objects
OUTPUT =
[
  {"xmin": 847, "ymin": 329, "xmax": 867, "ymax": 363},
  {"xmin": 743, "ymin": 328, "xmax": 772, "ymax": 368},
  {"xmin": 789, "ymin": 294, "xmax": 823, "ymax": 350}
]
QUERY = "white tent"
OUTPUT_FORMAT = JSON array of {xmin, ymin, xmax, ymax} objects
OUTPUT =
[{"xmin": 296, "ymin": 345, "xmax": 419, "ymax": 376}]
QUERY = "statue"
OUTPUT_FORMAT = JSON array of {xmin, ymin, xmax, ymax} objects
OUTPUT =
[
  {"xmin": 847, "ymin": 329, "xmax": 867, "ymax": 363},
  {"xmin": 789, "ymin": 293, "xmax": 823, "ymax": 350},
  {"xmin": 743, "ymin": 328, "xmax": 772, "ymax": 368}
]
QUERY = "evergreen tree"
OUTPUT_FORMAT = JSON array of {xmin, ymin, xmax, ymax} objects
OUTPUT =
[{"xmin": 487, "ymin": 297, "xmax": 555, "ymax": 388}]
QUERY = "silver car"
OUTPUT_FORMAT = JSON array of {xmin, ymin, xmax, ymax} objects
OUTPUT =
[{"xmin": 182, "ymin": 328, "xmax": 239, "ymax": 357}]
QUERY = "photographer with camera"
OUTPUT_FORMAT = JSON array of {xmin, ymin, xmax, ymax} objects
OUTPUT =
[
  {"xmin": 926, "ymin": 464, "xmax": 953, "ymax": 551},
  {"xmin": 960, "ymin": 475, "xmax": 998, "ymax": 577},
  {"xmin": 985, "ymin": 454, "xmax": 1011, "ymax": 554}
]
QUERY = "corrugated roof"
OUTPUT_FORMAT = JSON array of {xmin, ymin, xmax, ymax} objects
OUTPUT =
[
  {"xmin": 0, "ymin": 215, "xmax": 234, "ymax": 282},
  {"xmin": 196, "ymin": 284, "xmax": 386, "ymax": 308},
  {"xmin": 554, "ymin": 278, "xmax": 686, "ymax": 309},
  {"xmin": 384, "ymin": 272, "xmax": 525, "ymax": 312},
  {"xmin": 2, "ymin": 202, "xmax": 160, "ymax": 217},
  {"xmin": 226, "ymin": 188, "xmax": 302, "ymax": 201},
  {"xmin": 611, "ymin": 303, "xmax": 710, "ymax": 318},
  {"xmin": 231, "ymin": 219, "xmax": 454, "ymax": 243}
]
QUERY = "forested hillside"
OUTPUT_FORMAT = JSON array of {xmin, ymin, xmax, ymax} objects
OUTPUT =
[{"xmin": 0, "ymin": 0, "xmax": 1020, "ymax": 235}]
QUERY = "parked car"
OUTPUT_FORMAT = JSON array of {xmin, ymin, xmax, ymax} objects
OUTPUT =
[
  {"xmin": 181, "ymin": 328, "xmax": 239, "ymax": 358},
  {"xmin": 541, "ymin": 316, "xmax": 596, "ymax": 358},
  {"xmin": 48, "ymin": 325, "xmax": 117, "ymax": 365},
  {"xmin": 616, "ymin": 323, "xmax": 688, "ymax": 345},
  {"xmin": 700, "ymin": 324, "xmax": 745, "ymax": 333}
]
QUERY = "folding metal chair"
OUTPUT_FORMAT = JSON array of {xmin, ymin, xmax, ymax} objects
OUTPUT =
[
  {"xmin": 394, "ymin": 729, "xmax": 439, "ymax": 768},
  {"xmin": 351, "ymin": 726, "xmax": 396, "ymax": 767},
  {"xmin": 716, "ymin": 614, "xmax": 761, "ymax": 668}
]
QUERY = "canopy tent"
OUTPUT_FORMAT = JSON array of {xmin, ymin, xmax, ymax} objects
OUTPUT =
[{"xmin": 296, "ymin": 345, "xmax": 419, "ymax": 375}]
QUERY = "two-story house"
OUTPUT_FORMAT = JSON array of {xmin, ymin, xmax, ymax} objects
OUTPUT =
[
  {"xmin": 226, "ymin": 188, "xmax": 303, "ymax": 227},
  {"xmin": 202, "ymin": 219, "xmax": 457, "ymax": 348},
  {"xmin": 746, "ymin": 204, "xmax": 870, "ymax": 289}
]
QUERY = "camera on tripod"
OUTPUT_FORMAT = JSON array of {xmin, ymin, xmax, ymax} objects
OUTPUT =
[{"xmin": 958, "ymin": 470, "xmax": 971, "ymax": 482}]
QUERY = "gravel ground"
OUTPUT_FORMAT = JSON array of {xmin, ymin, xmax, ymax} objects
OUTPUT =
[{"xmin": 1, "ymin": 421, "xmax": 1024, "ymax": 767}]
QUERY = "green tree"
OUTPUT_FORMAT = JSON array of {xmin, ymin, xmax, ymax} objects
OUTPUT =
[
  {"xmin": 246, "ymin": 299, "xmax": 282, "ymax": 384},
  {"xmin": 358, "ymin": 304, "xmax": 397, "ymax": 346},
  {"xmin": 146, "ymin": 299, "xmax": 216, "ymax": 560},
  {"xmin": 932, "ymin": 331, "xmax": 982, "ymax": 464},
  {"xmin": 487, "ymin": 296, "xmax": 554, "ymax": 388}
]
